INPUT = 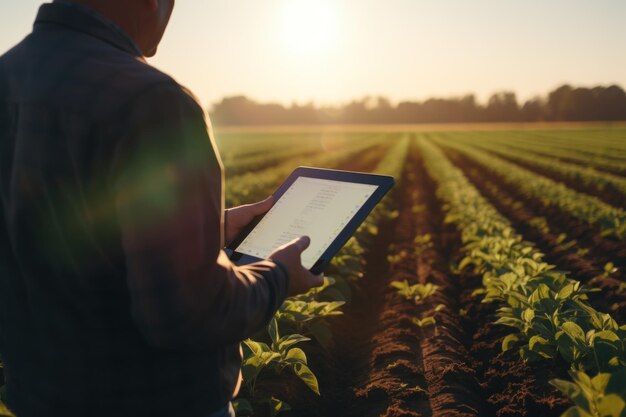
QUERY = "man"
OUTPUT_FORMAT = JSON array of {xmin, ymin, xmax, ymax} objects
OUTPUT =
[{"xmin": 0, "ymin": 1, "xmax": 323, "ymax": 416}]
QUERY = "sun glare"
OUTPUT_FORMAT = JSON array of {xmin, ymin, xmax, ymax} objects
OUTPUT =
[{"xmin": 279, "ymin": 0, "xmax": 338, "ymax": 57}]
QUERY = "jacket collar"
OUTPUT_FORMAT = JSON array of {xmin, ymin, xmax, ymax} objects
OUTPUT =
[{"xmin": 34, "ymin": 2, "xmax": 143, "ymax": 57}]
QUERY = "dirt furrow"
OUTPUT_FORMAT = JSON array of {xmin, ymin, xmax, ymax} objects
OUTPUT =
[
  {"xmin": 408, "ymin": 145, "xmax": 486, "ymax": 417},
  {"xmin": 348, "ymin": 141, "xmax": 432, "ymax": 417}
]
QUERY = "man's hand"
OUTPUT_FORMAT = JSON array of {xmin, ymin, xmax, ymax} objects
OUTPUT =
[
  {"xmin": 269, "ymin": 236, "xmax": 324, "ymax": 296},
  {"xmin": 225, "ymin": 196, "xmax": 274, "ymax": 245}
]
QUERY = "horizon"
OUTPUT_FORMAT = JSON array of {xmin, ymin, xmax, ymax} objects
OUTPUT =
[
  {"xmin": 209, "ymin": 82, "xmax": 625, "ymax": 110},
  {"xmin": 2, "ymin": 1, "xmax": 626, "ymax": 108}
]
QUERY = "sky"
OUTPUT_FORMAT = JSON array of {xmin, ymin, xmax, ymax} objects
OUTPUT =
[{"xmin": 2, "ymin": 0, "xmax": 626, "ymax": 109}]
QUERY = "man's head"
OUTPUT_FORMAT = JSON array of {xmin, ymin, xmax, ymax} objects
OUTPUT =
[{"xmin": 55, "ymin": 0, "xmax": 175, "ymax": 57}]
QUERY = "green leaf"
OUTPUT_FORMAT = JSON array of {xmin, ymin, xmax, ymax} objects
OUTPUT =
[
  {"xmin": 550, "ymin": 377, "xmax": 590, "ymax": 411},
  {"xmin": 471, "ymin": 288, "xmax": 487, "ymax": 298},
  {"xmin": 596, "ymin": 394, "xmax": 626, "ymax": 417},
  {"xmin": 293, "ymin": 363, "xmax": 320, "ymax": 395},
  {"xmin": 495, "ymin": 316, "xmax": 524, "ymax": 329},
  {"xmin": 243, "ymin": 339, "xmax": 264, "ymax": 355},
  {"xmin": 263, "ymin": 352, "xmax": 282, "ymax": 366},
  {"xmin": 268, "ymin": 318, "xmax": 279, "ymax": 344},
  {"xmin": 390, "ymin": 281, "xmax": 406, "ymax": 290},
  {"xmin": 594, "ymin": 330, "xmax": 620, "ymax": 343},
  {"xmin": 285, "ymin": 347, "xmax": 307, "ymax": 365},
  {"xmin": 502, "ymin": 333, "xmax": 521, "ymax": 352},
  {"xmin": 591, "ymin": 373, "xmax": 611, "ymax": 392},
  {"xmin": 522, "ymin": 308, "xmax": 535, "ymax": 323},
  {"xmin": 604, "ymin": 262, "xmax": 617, "ymax": 274},
  {"xmin": 269, "ymin": 397, "xmax": 291, "ymax": 417},
  {"xmin": 412, "ymin": 316, "xmax": 436, "ymax": 327},
  {"xmin": 232, "ymin": 398, "xmax": 254, "ymax": 416},
  {"xmin": 561, "ymin": 322, "xmax": 586, "ymax": 344},
  {"xmin": 550, "ymin": 378, "xmax": 578, "ymax": 395},
  {"xmin": 241, "ymin": 346, "xmax": 281, "ymax": 383},
  {"xmin": 458, "ymin": 256, "xmax": 474, "ymax": 271},
  {"xmin": 277, "ymin": 334, "xmax": 310, "ymax": 352},
  {"xmin": 557, "ymin": 283, "xmax": 577, "ymax": 300},
  {"xmin": 529, "ymin": 335, "xmax": 556, "ymax": 359},
  {"xmin": 391, "ymin": 281, "xmax": 439, "ymax": 303},
  {"xmin": 529, "ymin": 284, "xmax": 551, "ymax": 306},
  {"xmin": 569, "ymin": 371, "xmax": 596, "ymax": 407}
]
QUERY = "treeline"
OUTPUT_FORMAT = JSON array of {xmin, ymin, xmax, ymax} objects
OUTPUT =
[{"xmin": 210, "ymin": 84, "xmax": 626, "ymax": 126}]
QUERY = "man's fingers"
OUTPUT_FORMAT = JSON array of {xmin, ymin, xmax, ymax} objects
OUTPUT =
[
  {"xmin": 294, "ymin": 236, "xmax": 311, "ymax": 252},
  {"xmin": 310, "ymin": 273, "xmax": 324, "ymax": 287}
]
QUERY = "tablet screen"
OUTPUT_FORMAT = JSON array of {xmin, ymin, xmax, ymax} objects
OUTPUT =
[{"xmin": 235, "ymin": 177, "xmax": 379, "ymax": 269}]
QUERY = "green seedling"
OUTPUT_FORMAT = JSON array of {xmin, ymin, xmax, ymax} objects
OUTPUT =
[
  {"xmin": 266, "ymin": 397, "xmax": 292, "ymax": 417},
  {"xmin": 604, "ymin": 262, "xmax": 619, "ymax": 276},
  {"xmin": 242, "ymin": 319, "xmax": 319, "ymax": 398},
  {"xmin": 411, "ymin": 316, "xmax": 436, "ymax": 328},
  {"xmin": 390, "ymin": 280, "xmax": 439, "ymax": 304},
  {"xmin": 414, "ymin": 234, "xmax": 434, "ymax": 256}
]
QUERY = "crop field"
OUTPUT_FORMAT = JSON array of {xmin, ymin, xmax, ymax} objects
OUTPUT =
[
  {"xmin": 215, "ymin": 126, "xmax": 626, "ymax": 417},
  {"xmin": 2, "ymin": 126, "xmax": 623, "ymax": 417}
]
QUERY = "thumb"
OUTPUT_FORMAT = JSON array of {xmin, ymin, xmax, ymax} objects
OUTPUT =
[
  {"xmin": 293, "ymin": 236, "xmax": 311, "ymax": 253},
  {"xmin": 252, "ymin": 196, "xmax": 274, "ymax": 214},
  {"xmin": 310, "ymin": 273, "xmax": 324, "ymax": 287}
]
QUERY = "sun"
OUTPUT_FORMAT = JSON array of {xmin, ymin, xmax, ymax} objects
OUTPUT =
[{"xmin": 279, "ymin": 0, "xmax": 339, "ymax": 57}]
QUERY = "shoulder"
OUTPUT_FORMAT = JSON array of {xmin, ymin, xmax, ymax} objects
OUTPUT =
[
  {"xmin": 0, "ymin": 28, "xmax": 201, "ymax": 118},
  {"xmin": 87, "ymin": 51, "xmax": 207, "ymax": 129},
  {"xmin": 120, "ymin": 74, "xmax": 205, "ymax": 125}
]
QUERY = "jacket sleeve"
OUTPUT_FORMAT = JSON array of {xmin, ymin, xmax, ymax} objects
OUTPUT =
[{"xmin": 110, "ymin": 82, "xmax": 289, "ymax": 350}]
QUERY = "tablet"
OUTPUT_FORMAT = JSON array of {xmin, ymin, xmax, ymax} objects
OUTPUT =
[{"xmin": 225, "ymin": 167, "xmax": 395, "ymax": 275}]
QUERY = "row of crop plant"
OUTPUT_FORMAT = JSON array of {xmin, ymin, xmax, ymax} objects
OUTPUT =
[
  {"xmin": 418, "ymin": 137, "xmax": 626, "ymax": 417},
  {"xmin": 434, "ymin": 138, "xmax": 626, "ymax": 240},
  {"xmin": 217, "ymin": 133, "xmax": 322, "ymax": 162},
  {"xmin": 500, "ymin": 130, "xmax": 626, "ymax": 160},
  {"xmin": 222, "ymin": 133, "xmax": 375, "ymax": 177},
  {"xmin": 448, "ymin": 133, "xmax": 626, "ymax": 202},
  {"xmin": 233, "ymin": 136, "xmax": 410, "ymax": 416},
  {"xmin": 475, "ymin": 132, "xmax": 626, "ymax": 175}
]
